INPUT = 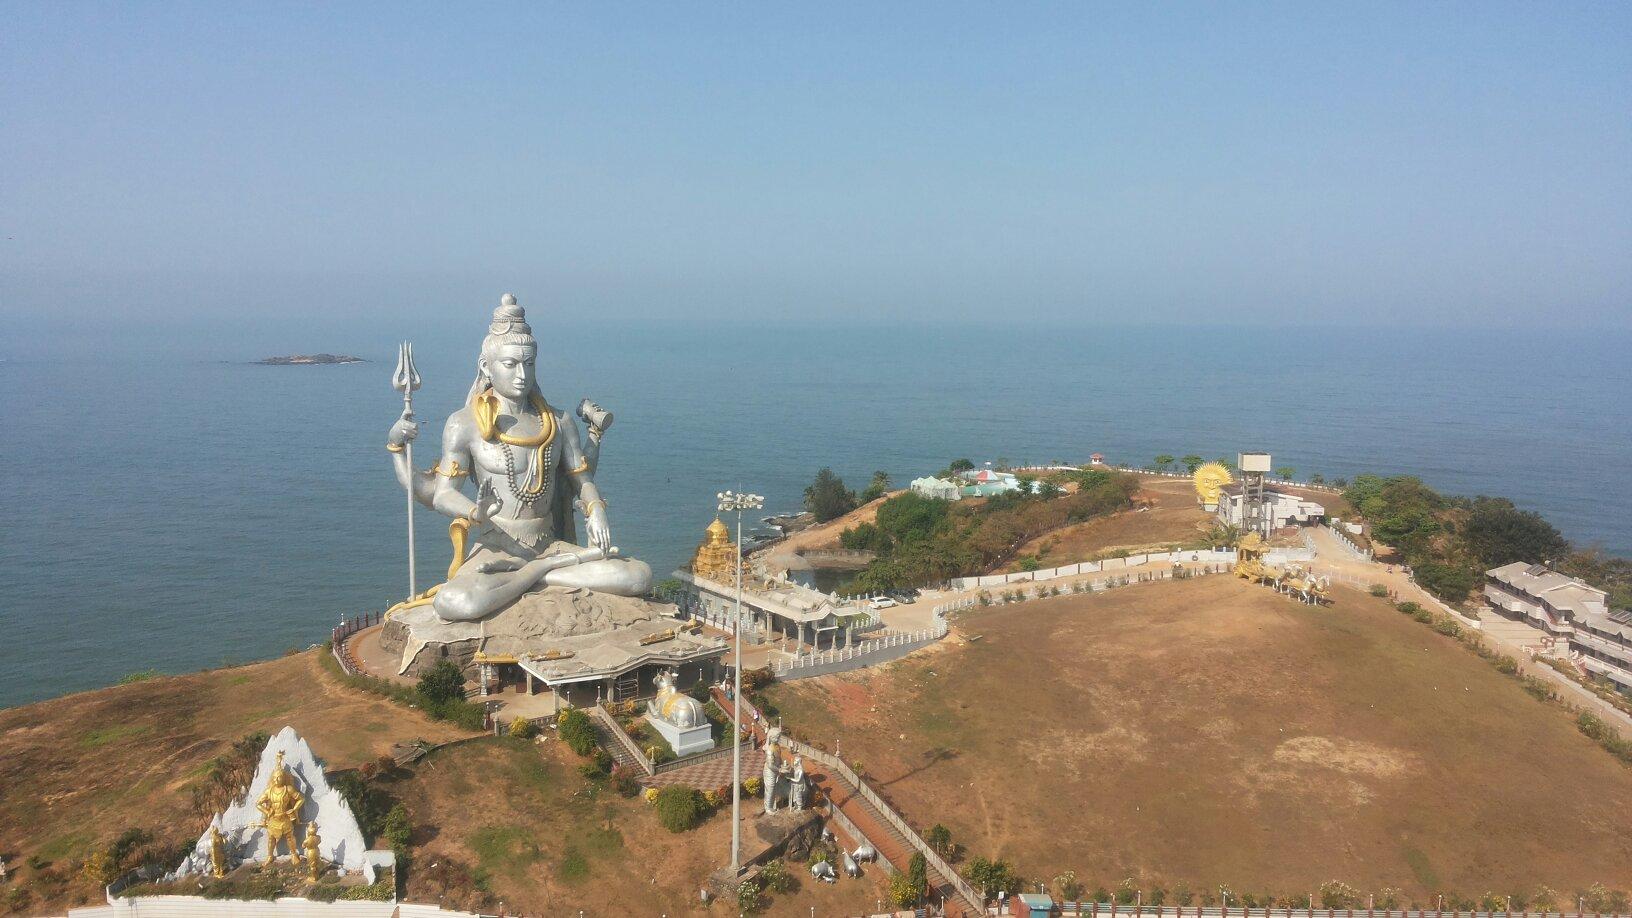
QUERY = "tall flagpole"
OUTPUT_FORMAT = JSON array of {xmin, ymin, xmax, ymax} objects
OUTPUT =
[{"xmin": 393, "ymin": 341, "xmax": 422, "ymax": 600}]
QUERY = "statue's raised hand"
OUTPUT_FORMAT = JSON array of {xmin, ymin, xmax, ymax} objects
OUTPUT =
[
  {"xmin": 470, "ymin": 480, "xmax": 502, "ymax": 525},
  {"xmin": 387, "ymin": 407, "xmax": 419, "ymax": 447}
]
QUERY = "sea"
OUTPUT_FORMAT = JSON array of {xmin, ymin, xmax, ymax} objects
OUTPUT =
[{"xmin": 1, "ymin": 321, "xmax": 1628, "ymax": 708}]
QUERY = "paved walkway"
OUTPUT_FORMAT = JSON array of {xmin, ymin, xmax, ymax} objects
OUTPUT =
[{"xmin": 645, "ymin": 745, "xmax": 765, "ymax": 789}]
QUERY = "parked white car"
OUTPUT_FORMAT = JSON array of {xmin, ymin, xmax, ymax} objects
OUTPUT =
[{"xmin": 868, "ymin": 596, "xmax": 897, "ymax": 610}]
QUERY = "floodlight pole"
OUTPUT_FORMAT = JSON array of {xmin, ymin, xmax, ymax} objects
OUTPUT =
[{"xmin": 720, "ymin": 489, "xmax": 763, "ymax": 874}]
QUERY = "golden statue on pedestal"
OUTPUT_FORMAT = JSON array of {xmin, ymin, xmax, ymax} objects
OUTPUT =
[
  {"xmin": 304, "ymin": 828, "xmax": 323, "ymax": 882},
  {"xmin": 256, "ymin": 752, "xmax": 306, "ymax": 867},
  {"xmin": 208, "ymin": 825, "xmax": 228, "ymax": 878}
]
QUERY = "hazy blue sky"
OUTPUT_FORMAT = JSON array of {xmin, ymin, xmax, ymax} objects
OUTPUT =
[{"xmin": 3, "ymin": 2, "xmax": 1629, "ymax": 333}]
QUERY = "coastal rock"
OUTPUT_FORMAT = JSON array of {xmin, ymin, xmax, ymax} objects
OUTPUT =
[
  {"xmin": 255, "ymin": 354, "xmax": 365, "ymax": 365},
  {"xmin": 382, "ymin": 585, "xmax": 669, "ymax": 676}
]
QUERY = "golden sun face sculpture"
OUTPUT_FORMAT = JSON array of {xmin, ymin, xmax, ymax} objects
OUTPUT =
[{"xmin": 1193, "ymin": 462, "xmax": 1233, "ymax": 506}]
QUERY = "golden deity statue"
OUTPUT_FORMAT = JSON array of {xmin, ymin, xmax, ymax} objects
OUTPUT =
[
  {"xmin": 208, "ymin": 825, "xmax": 228, "ymax": 878},
  {"xmin": 304, "ymin": 827, "xmax": 323, "ymax": 882},
  {"xmin": 689, "ymin": 517, "xmax": 738, "ymax": 583},
  {"xmin": 256, "ymin": 752, "xmax": 306, "ymax": 866}
]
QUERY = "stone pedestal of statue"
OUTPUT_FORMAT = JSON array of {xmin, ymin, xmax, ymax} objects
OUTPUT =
[
  {"xmin": 751, "ymin": 808, "xmax": 823, "ymax": 862},
  {"xmin": 645, "ymin": 712, "xmax": 715, "ymax": 757},
  {"xmin": 380, "ymin": 585, "xmax": 725, "ymax": 685}
]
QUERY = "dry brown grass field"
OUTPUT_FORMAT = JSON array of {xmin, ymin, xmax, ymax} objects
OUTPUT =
[
  {"xmin": 765, "ymin": 577, "xmax": 1632, "ymax": 901},
  {"xmin": 396, "ymin": 738, "xmax": 888, "ymax": 916}
]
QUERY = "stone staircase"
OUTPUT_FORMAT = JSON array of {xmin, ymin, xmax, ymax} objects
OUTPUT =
[
  {"xmin": 586, "ymin": 704, "xmax": 651, "ymax": 774},
  {"xmin": 809, "ymin": 767, "xmax": 977, "ymax": 917}
]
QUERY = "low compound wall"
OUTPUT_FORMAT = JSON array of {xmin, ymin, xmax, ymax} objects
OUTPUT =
[
  {"xmin": 947, "ymin": 550, "xmax": 1238, "ymax": 591},
  {"xmin": 68, "ymin": 899, "xmax": 483, "ymax": 918}
]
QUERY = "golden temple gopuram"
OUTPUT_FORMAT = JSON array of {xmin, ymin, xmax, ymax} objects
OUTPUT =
[{"xmin": 689, "ymin": 517, "xmax": 739, "ymax": 583}]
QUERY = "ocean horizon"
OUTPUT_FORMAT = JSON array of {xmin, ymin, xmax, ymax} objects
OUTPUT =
[{"xmin": 2, "ymin": 319, "xmax": 1628, "ymax": 708}]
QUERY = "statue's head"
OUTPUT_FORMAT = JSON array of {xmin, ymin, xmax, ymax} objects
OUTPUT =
[{"xmin": 477, "ymin": 293, "xmax": 538, "ymax": 402}]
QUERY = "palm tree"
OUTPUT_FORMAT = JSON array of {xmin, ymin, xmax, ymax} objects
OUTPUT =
[
  {"xmin": 1276, "ymin": 466, "xmax": 1295, "ymax": 481},
  {"xmin": 1154, "ymin": 454, "xmax": 1175, "ymax": 473},
  {"xmin": 1181, "ymin": 455, "xmax": 1204, "ymax": 474}
]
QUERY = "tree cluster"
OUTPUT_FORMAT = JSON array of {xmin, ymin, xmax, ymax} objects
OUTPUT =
[
  {"xmin": 841, "ymin": 472, "xmax": 1138, "ymax": 594},
  {"xmin": 803, "ymin": 468, "xmax": 858, "ymax": 522},
  {"xmin": 1343, "ymin": 475, "xmax": 1577, "ymax": 603}
]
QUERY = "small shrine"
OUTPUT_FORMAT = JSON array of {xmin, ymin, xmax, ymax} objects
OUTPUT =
[{"xmin": 690, "ymin": 516, "xmax": 739, "ymax": 583}]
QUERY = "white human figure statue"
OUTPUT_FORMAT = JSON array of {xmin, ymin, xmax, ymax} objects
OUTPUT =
[
  {"xmin": 788, "ymin": 755, "xmax": 807, "ymax": 811},
  {"xmin": 762, "ymin": 739, "xmax": 780, "ymax": 815}
]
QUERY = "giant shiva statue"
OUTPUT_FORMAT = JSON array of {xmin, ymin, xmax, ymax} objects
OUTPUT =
[{"xmin": 386, "ymin": 295, "xmax": 652, "ymax": 622}]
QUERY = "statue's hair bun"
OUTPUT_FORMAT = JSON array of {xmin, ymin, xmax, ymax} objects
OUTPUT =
[{"xmin": 489, "ymin": 293, "xmax": 531, "ymax": 337}]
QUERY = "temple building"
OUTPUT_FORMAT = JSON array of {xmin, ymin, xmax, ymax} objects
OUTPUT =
[
  {"xmin": 691, "ymin": 517, "xmax": 740, "ymax": 582},
  {"xmin": 674, "ymin": 518, "xmax": 872, "ymax": 652}
]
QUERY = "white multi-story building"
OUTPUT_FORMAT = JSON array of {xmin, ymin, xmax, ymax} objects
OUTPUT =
[
  {"xmin": 1484, "ymin": 561, "xmax": 1631, "ymax": 690},
  {"xmin": 1215, "ymin": 484, "xmax": 1325, "ymax": 531}
]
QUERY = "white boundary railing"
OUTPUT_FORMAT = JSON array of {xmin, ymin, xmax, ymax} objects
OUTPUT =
[
  {"xmin": 770, "ymin": 614, "xmax": 950, "ymax": 677},
  {"xmin": 945, "ymin": 550, "xmax": 1239, "ymax": 591}
]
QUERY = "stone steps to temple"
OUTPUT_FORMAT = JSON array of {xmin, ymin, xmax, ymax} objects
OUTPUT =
[{"xmin": 587, "ymin": 714, "xmax": 644, "ymax": 771}]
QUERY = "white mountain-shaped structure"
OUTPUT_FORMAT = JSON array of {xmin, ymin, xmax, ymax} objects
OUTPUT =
[{"xmin": 174, "ymin": 726, "xmax": 392, "ymax": 882}]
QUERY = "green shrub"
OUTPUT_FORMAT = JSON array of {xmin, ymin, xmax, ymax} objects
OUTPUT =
[
  {"xmin": 737, "ymin": 877, "xmax": 764, "ymax": 913},
  {"xmin": 1396, "ymin": 601, "xmax": 1422, "ymax": 615},
  {"xmin": 340, "ymin": 879, "xmax": 395, "ymax": 901},
  {"xmin": 416, "ymin": 661, "xmax": 467, "ymax": 706},
  {"xmin": 557, "ymin": 709, "xmax": 598, "ymax": 757},
  {"xmin": 759, "ymin": 859, "xmax": 794, "ymax": 893},
  {"xmin": 508, "ymin": 717, "xmax": 537, "ymax": 740},
  {"xmin": 654, "ymin": 785, "xmax": 705, "ymax": 833},
  {"xmin": 1431, "ymin": 615, "xmax": 1462, "ymax": 638},
  {"xmin": 610, "ymin": 765, "xmax": 641, "ymax": 798},
  {"xmin": 1369, "ymin": 583, "xmax": 1389, "ymax": 597},
  {"xmin": 382, "ymin": 803, "xmax": 412, "ymax": 854},
  {"xmin": 330, "ymin": 772, "xmax": 393, "ymax": 841},
  {"xmin": 1521, "ymin": 675, "xmax": 1557, "ymax": 702},
  {"xmin": 578, "ymin": 750, "xmax": 613, "ymax": 780},
  {"xmin": 891, "ymin": 871, "xmax": 924, "ymax": 907}
]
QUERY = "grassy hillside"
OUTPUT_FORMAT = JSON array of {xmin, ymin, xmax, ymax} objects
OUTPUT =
[
  {"xmin": 0, "ymin": 650, "xmax": 477, "ymax": 914},
  {"xmin": 393, "ymin": 737, "xmax": 887, "ymax": 916},
  {"xmin": 0, "ymin": 650, "xmax": 888, "ymax": 916},
  {"xmin": 765, "ymin": 577, "xmax": 1632, "ymax": 905}
]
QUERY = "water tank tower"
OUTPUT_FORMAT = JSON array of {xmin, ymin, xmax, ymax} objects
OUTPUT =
[{"xmin": 1238, "ymin": 452, "xmax": 1272, "ymax": 536}]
